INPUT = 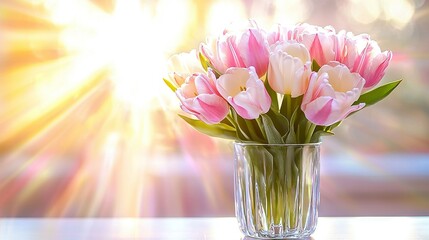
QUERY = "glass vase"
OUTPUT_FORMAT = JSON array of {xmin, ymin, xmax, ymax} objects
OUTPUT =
[{"xmin": 233, "ymin": 142, "xmax": 320, "ymax": 239}]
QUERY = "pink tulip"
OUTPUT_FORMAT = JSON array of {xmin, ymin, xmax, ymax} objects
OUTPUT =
[
  {"xmin": 176, "ymin": 69, "xmax": 229, "ymax": 124},
  {"xmin": 342, "ymin": 34, "xmax": 392, "ymax": 90},
  {"xmin": 268, "ymin": 41, "xmax": 312, "ymax": 97},
  {"xmin": 216, "ymin": 67, "xmax": 271, "ymax": 119},
  {"xmin": 167, "ymin": 50, "xmax": 205, "ymax": 88},
  {"xmin": 268, "ymin": 23, "xmax": 318, "ymax": 45},
  {"xmin": 301, "ymin": 63, "xmax": 366, "ymax": 126},
  {"xmin": 268, "ymin": 23, "xmax": 347, "ymax": 67},
  {"xmin": 200, "ymin": 27, "xmax": 269, "ymax": 77},
  {"xmin": 299, "ymin": 26, "xmax": 345, "ymax": 66}
]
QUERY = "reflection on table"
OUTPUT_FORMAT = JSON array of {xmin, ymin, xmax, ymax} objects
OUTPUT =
[{"xmin": 0, "ymin": 217, "xmax": 428, "ymax": 240}]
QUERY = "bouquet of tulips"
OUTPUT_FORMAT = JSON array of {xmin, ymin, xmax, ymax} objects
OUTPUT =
[
  {"xmin": 164, "ymin": 20, "xmax": 400, "ymax": 144},
  {"xmin": 164, "ymin": 21, "xmax": 401, "ymax": 238}
]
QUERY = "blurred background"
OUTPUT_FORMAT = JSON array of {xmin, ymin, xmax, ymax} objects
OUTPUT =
[{"xmin": 0, "ymin": 0, "xmax": 428, "ymax": 217}]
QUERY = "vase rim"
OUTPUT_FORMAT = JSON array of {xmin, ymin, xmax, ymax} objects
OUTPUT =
[{"xmin": 234, "ymin": 141, "xmax": 321, "ymax": 147}]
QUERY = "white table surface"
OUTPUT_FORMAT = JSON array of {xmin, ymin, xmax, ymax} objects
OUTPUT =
[{"xmin": 0, "ymin": 217, "xmax": 428, "ymax": 240}]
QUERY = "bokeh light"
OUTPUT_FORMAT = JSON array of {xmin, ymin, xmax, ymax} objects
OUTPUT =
[{"xmin": 347, "ymin": 0, "xmax": 416, "ymax": 29}]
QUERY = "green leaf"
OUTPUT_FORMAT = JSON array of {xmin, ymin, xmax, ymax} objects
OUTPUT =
[
  {"xmin": 244, "ymin": 119, "xmax": 265, "ymax": 142},
  {"xmin": 284, "ymin": 107, "xmax": 299, "ymax": 143},
  {"xmin": 179, "ymin": 114, "xmax": 237, "ymax": 140},
  {"xmin": 326, "ymin": 121, "xmax": 342, "ymax": 131},
  {"xmin": 261, "ymin": 114, "xmax": 284, "ymax": 144},
  {"xmin": 310, "ymin": 130, "xmax": 334, "ymax": 143},
  {"xmin": 354, "ymin": 79, "xmax": 402, "ymax": 107},
  {"xmin": 245, "ymin": 146, "xmax": 273, "ymax": 178},
  {"xmin": 231, "ymin": 110, "xmax": 252, "ymax": 141},
  {"xmin": 163, "ymin": 78, "xmax": 177, "ymax": 92},
  {"xmin": 296, "ymin": 106, "xmax": 309, "ymax": 142},
  {"xmin": 198, "ymin": 52, "xmax": 209, "ymax": 71},
  {"xmin": 244, "ymin": 146, "xmax": 274, "ymax": 198},
  {"xmin": 280, "ymin": 94, "xmax": 292, "ymax": 119},
  {"xmin": 266, "ymin": 109, "xmax": 289, "ymax": 138},
  {"xmin": 220, "ymin": 117, "xmax": 235, "ymax": 128},
  {"xmin": 311, "ymin": 60, "xmax": 321, "ymax": 72},
  {"xmin": 198, "ymin": 52, "xmax": 222, "ymax": 78},
  {"xmin": 264, "ymin": 72, "xmax": 279, "ymax": 111}
]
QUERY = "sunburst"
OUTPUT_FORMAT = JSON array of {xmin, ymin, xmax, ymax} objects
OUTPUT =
[{"xmin": 0, "ymin": 0, "xmax": 198, "ymax": 217}]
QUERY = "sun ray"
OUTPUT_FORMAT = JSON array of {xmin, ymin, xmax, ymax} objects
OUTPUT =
[{"xmin": 0, "ymin": 0, "xmax": 200, "ymax": 217}]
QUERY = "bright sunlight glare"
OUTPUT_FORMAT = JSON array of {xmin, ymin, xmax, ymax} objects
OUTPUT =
[
  {"xmin": 0, "ymin": 0, "xmax": 194, "ymax": 217},
  {"xmin": 53, "ymin": 0, "xmax": 191, "ymax": 107}
]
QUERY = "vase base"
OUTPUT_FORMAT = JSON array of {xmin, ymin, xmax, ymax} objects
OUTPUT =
[
  {"xmin": 243, "ymin": 234, "xmax": 312, "ymax": 240},
  {"xmin": 240, "ymin": 225, "xmax": 316, "ymax": 239}
]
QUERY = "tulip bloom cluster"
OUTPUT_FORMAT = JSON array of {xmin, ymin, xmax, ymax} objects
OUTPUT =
[{"xmin": 164, "ymin": 21, "xmax": 400, "ymax": 144}]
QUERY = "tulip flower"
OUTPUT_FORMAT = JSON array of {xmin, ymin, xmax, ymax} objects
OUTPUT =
[
  {"xmin": 342, "ymin": 34, "xmax": 392, "ymax": 90},
  {"xmin": 301, "ymin": 63, "xmax": 366, "ymax": 126},
  {"xmin": 216, "ymin": 67, "xmax": 271, "ymax": 119},
  {"xmin": 268, "ymin": 23, "xmax": 348, "ymax": 67},
  {"xmin": 268, "ymin": 23, "xmax": 319, "ymax": 45},
  {"xmin": 167, "ymin": 50, "xmax": 205, "ymax": 88},
  {"xmin": 176, "ymin": 69, "xmax": 229, "ymax": 124},
  {"xmin": 200, "ymin": 27, "xmax": 269, "ymax": 77},
  {"xmin": 299, "ymin": 25, "xmax": 346, "ymax": 67},
  {"xmin": 165, "ymin": 20, "xmax": 400, "ymax": 144},
  {"xmin": 268, "ymin": 41, "xmax": 312, "ymax": 97}
]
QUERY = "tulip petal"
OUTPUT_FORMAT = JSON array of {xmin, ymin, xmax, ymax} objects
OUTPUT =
[
  {"xmin": 166, "ymin": 50, "xmax": 205, "ymax": 88},
  {"xmin": 196, "ymin": 95, "xmax": 230, "ymax": 123},
  {"xmin": 201, "ymin": 26, "xmax": 269, "ymax": 77},
  {"xmin": 268, "ymin": 41, "xmax": 312, "ymax": 97},
  {"xmin": 231, "ymin": 92, "xmax": 261, "ymax": 119},
  {"xmin": 217, "ymin": 67, "xmax": 271, "ymax": 119},
  {"xmin": 302, "ymin": 64, "xmax": 365, "ymax": 126},
  {"xmin": 176, "ymin": 71, "xmax": 229, "ymax": 124},
  {"xmin": 303, "ymin": 97, "xmax": 333, "ymax": 125},
  {"xmin": 362, "ymin": 50, "xmax": 392, "ymax": 89},
  {"xmin": 243, "ymin": 29, "xmax": 269, "ymax": 77}
]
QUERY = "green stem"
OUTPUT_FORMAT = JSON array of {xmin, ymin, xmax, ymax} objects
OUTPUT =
[
  {"xmin": 304, "ymin": 122, "xmax": 317, "ymax": 143},
  {"xmin": 224, "ymin": 114, "xmax": 235, "ymax": 127},
  {"xmin": 255, "ymin": 117, "xmax": 267, "ymax": 140},
  {"xmin": 280, "ymin": 94, "xmax": 292, "ymax": 119},
  {"xmin": 245, "ymin": 120, "xmax": 263, "ymax": 141},
  {"xmin": 229, "ymin": 111, "xmax": 252, "ymax": 141},
  {"xmin": 226, "ymin": 114, "xmax": 235, "ymax": 127}
]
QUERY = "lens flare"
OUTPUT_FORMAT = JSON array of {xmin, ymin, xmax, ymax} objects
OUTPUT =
[{"xmin": 0, "ymin": 0, "xmax": 198, "ymax": 217}]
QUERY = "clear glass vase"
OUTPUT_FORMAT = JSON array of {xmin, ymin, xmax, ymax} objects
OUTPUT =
[{"xmin": 233, "ymin": 142, "xmax": 320, "ymax": 239}]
